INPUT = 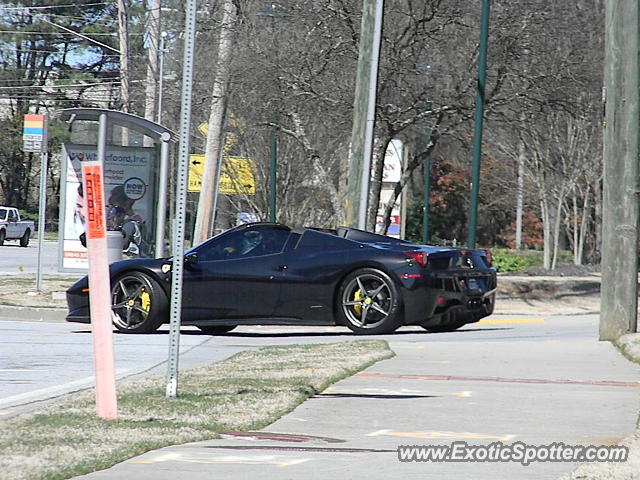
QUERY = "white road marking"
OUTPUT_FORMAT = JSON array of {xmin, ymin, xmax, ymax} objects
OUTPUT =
[
  {"xmin": 367, "ymin": 429, "xmax": 516, "ymax": 441},
  {"xmin": 132, "ymin": 452, "xmax": 310, "ymax": 468},
  {"xmin": 322, "ymin": 387, "xmax": 471, "ymax": 398},
  {"xmin": 0, "ymin": 369, "xmax": 48, "ymax": 372},
  {"xmin": 0, "ymin": 369, "xmax": 129, "ymax": 409}
]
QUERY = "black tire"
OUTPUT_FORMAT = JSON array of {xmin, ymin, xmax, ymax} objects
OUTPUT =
[
  {"xmin": 19, "ymin": 229, "xmax": 30, "ymax": 247},
  {"xmin": 0, "ymin": 229, "xmax": 5, "ymax": 246},
  {"xmin": 197, "ymin": 325, "xmax": 237, "ymax": 334},
  {"xmin": 111, "ymin": 271, "xmax": 167, "ymax": 333},
  {"xmin": 337, "ymin": 267, "xmax": 403, "ymax": 334}
]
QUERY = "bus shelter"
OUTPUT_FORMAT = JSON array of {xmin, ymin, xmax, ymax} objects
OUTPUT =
[{"xmin": 58, "ymin": 108, "xmax": 177, "ymax": 272}]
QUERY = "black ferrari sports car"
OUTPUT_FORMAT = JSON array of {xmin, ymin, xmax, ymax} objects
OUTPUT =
[{"xmin": 66, "ymin": 222, "xmax": 497, "ymax": 335}]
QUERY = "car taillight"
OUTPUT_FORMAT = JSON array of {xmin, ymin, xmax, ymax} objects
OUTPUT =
[
  {"xmin": 405, "ymin": 251, "xmax": 429, "ymax": 267},
  {"xmin": 482, "ymin": 249, "xmax": 493, "ymax": 267}
]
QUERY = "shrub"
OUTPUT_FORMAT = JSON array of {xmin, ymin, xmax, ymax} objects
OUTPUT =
[{"xmin": 491, "ymin": 249, "xmax": 539, "ymax": 273}]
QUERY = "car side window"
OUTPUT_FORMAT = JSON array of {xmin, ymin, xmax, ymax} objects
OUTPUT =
[
  {"xmin": 8, "ymin": 210, "xmax": 16, "ymax": 221},
  {"xmin": 197, "ymin": 228, "xmax": 290, "ymax": 261}
]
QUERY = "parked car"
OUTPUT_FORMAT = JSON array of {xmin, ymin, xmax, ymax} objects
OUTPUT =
[
  {"xmin": 66, "ymin": 223, "xmax": 497, "ymax": 334},
  {"xmin": 0, "ymin": 207, "xmax": 35, "ymax": 247}
]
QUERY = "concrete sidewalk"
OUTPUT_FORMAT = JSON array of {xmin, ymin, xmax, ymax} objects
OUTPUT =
[{"xmin": 67, "ymin": 316, "xmax": 640, "ymax": 480}]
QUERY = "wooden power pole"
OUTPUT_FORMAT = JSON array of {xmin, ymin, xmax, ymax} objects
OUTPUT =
[
  {"xmin": 117, "ymin": 0, "xmax": 130, "ymax": 112},
  {"xmin": 144, "ymin": 0, "xmax": 161, "ymax": 122},
  {"xmin": 600, "ymin": 0, "xmax": 639, "ymax": 340},
  {"xmin": 345, "ymin": 0, "xmax": 383, "ymax": 229}
]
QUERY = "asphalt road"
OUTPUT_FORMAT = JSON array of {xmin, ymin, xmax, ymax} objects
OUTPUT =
[
  {"xmin": 3, "ymin": 314, "xmax": 640, "ymax": 480},
  {"xmin": 0, "ymin": 239, "xmax": 61, "ymax": 275},
  {"xmin": 0, "ymin": 314, "xmax": 598, "ymax": 413}
]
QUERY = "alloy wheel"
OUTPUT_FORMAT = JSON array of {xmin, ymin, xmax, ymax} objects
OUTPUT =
[{"xmin": 341, "ymin": 273, "xmax": 393, "ymax": 329}]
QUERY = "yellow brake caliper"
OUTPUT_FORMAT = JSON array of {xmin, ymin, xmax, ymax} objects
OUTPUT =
[
  {"xmin": 140, "ymin": 289, "xmax": 151, "ymax": 316},
  {"xmin": 353, "ymin": 289, "xmax": 362, "ymax": 315}
]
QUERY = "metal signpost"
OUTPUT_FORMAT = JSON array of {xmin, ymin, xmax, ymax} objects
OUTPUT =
[
  {"xmin": 166, "ymin": 0, "xmax": 197, "ymax": 398},
  {"xmin": 22, "ymin": 114, "xmax": 48, "ymax": 292}
]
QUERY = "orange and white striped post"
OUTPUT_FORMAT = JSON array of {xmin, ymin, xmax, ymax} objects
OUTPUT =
[{"xmin": 82, "ymin": 160, "xmax": 118, "ymax": 420}]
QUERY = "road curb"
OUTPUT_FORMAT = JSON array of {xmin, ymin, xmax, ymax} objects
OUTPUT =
[
  {"xmin": 0, "ymin": 305, "xmax": 66, "ymax": 322},
  {"xmin": 497, "ymin": 276, "xmax": 601, "ymax": 299}
]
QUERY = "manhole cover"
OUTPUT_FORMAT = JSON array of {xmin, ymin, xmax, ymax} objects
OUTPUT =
[{"xmin": 219, "ymin": 431, "xmax": 345, "ymax": 443}]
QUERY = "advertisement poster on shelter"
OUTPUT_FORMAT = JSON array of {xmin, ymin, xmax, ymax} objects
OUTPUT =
[{"xmin": 59, "ymin": 144, "xmax": 155, "ymax": 270}]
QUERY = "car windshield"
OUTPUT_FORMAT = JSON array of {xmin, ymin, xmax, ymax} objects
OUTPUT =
[{"xmin": 0, "ymin": 209, "xmax": 6, "ymax": 221}]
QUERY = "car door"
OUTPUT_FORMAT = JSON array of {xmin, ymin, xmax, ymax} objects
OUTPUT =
[
  {"xmin": 182, "ymin": 226, "xmax": 291, "ymax": 320},
  {"xmin": 6, "ymin": 209, "xmax": 19, "ymax": 238}
]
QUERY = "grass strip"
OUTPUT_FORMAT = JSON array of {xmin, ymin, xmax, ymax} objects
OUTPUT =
[
  {"xmin": 0, "ymin": 340, "xmax": 394, "ymax": 480},
  {"xmin": 0, "ymin": 275, "xmax": 79, "ymax": 308}
]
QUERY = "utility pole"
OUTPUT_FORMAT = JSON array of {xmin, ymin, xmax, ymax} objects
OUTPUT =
[
  {"xmin": 422, "ymin": 153, "xmax": 431, "ymax": 244},
  {"xmin": 157, "ymin": 31, "xmax": 168, "ymax": 124},
  {"xmin": 600, "ymin": 0, "xmax": 639, "ymax": 340},
  {"xmin": 117, "ymin": 0, "xmax": 130, "ymax": 113},
  {"xmin": 269, "ymin": 127, "xmax": 277, "ymax": 222},
  {"xmin": 345, "ymin": 0, "xmax": 384, "ymax": 230},
  {"xmin": 144, "ymin": 0, "xmax": 161, "ymax": 122},
  {"xmin": 466, "ymin": 0, "xmax": 491, "ymax": 249},
  {"xmin": 193, "ymin": 0, "xmax": 238, "ymax": 245},
  {"xmin": 514, "ymin": 134, "xmax": 525, "ymax": 250}
]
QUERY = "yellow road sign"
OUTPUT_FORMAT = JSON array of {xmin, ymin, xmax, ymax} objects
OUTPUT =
[{"xmin": 188, "ymin": 155, "xmax": 255, "ymax": 195}]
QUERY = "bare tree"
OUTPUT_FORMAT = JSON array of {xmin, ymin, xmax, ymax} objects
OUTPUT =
[{"xmin": 193, "ymin": 0, "xmax": 239, "ymax": 244}]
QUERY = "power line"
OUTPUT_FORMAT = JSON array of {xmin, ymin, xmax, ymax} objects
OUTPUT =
[
  {"xmin": 0, "ymin": 46, "xmax": 120, "ymax": 55},
  {"xmin": 36, "ymin": 15, "xmax": 120, "ymax": 53},
  {"xmin": 0, "ymin": 30, "xmax": 120, "ymax": 36},
  {"xmin": 41, "ymin": 13, "xmax": 117, "ymax": 25},
  {"xmin": 0, "ymin": 2, "xmax": 112, "ymax": 11},
  {"xmin": 0, "ymin": 81, "xmax": 120, "ymax": 90}
]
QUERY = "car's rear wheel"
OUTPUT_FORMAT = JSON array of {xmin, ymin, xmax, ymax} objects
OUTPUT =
[
  {"xmin": 19, "ymin": 229, "xmax": 30, "ymax": 247},
  {"xmin": 111, "ymin": 271, "xmax": 167, "ymax": 333},
  {"xmin": 197, "ymin": 325, "xmax": 236, "ymax": 334},
  {"xmin": 337, "ymin": 268, "xmax": 403, "ymax": 334},
  {"xmin": 0, "ymin": 230, "xmax": 5, "ymax": 246}
]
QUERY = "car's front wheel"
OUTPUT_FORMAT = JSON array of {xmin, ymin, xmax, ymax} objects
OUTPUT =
[
  {"xmin": 111, "ymin": 271, "xmax": 167, "ymax": 333},
  {"xmin": 337, "ymin": 268, "xmax": 403, "ymax": 334}
]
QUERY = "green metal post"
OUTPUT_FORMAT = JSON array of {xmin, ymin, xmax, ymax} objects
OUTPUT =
[
  {"xmin": 467, "ymin": 0, "xmax": 491, "ymax": 249},
  {"xmin": 422, "ymin": 154, "xmax": 431, "ymax": 244},
  {"xmin": 269, "ymin": 127, "xmax": 277, "ymax": 222}
]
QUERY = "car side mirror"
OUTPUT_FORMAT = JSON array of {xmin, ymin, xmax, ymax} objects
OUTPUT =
[{"xmin": 185, "ymin": 252, "xmax": 198, "ymax": 265}]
